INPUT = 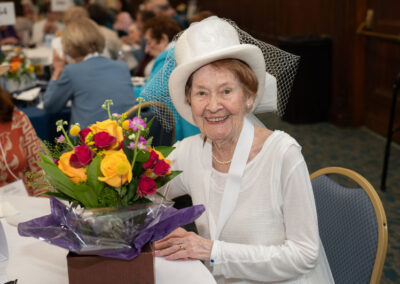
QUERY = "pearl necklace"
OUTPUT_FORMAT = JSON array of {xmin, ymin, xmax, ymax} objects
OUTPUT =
[{"xmin": 212, "ymin": 154, "xmax": 232, "ymax": 165}]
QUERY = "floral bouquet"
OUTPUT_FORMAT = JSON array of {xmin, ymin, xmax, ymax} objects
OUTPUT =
[
  {"xmin": 0, "ymin": 48, "xmax": 43, "ymax": 92},
  {"xmin": 18, "ymin": 99, "xmax": 204, "ymax": 259}
]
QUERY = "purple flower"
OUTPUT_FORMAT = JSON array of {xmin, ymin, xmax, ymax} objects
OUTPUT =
[
  {"xmin": 56, "ymin": 135, "xmax": 65, "ymax": 143},
  {"xmin": 127, "ymin": 136, "xmax": 147, "ymax": 150},
  {"xmin": 129, "ymin": 117, "xmax": 146, "ymax": 131}
]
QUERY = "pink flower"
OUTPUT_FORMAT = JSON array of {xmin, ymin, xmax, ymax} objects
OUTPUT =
[
  {"xmin": 79, "ymin": 128, "xmax": 91, "ymax": 144},
  {"xmin": 94, "ymin": 131, "xmax": 117, "ymax": 149},
  {"xmin": 129, "ymin": 117, "xmax": 146, "ymax": 131},
  {"xmin": 142, "ymin": 150, "xmax": 159, "ymax": 169},
  {"xmin": 127, "ymin": 136, "xmax": 147, "ymax": 150},
  {"xmin": 153, "ymin": 159, "xmax": 170, "ymax": 175},
  {"xmin": 56, "ymin": 135, "xmax": 65, "ymax": 143},
  {"xmin": 69, "ymin": 145, "xmax": 94, "ymax": 167},
  {"xmin": 137, "ymin": 176, "xmax": 157, "ymax": 197}
]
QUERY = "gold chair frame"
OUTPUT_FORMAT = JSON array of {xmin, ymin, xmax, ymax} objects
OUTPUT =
[
  {"xmin": 310, "ymin": 167, "xmax": 388, "ymax": 284},
  {"xmin": 125, "ymin": 101, "xmax": 176, "ymax": 146}
]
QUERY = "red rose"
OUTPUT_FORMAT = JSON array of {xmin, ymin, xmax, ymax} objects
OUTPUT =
[
  {"xmin": 137, "ymin": 176, "xmax": 157, "ymax": 197},
  {"xmin": 79, "ymin": 128, "xmax": 91, "ymax": 144},
  {"xmin": 142, "ymin": 150, "xmax": 159, "ymax": 169},
  {"xmin": 94, "ymin": 131, "xmax": 117, "ymax": 149},
  {"xmin": 70, "ymin": 145, "xmax": 94, "ymax": 167},
  {"xmin": 153, "ymin": 159, "xmax": 170, "ymax": 175}
]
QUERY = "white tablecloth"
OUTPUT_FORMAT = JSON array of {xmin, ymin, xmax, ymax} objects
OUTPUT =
[{"xmin": 1, "ymin": 196, "xmax": 216, "ymax": 284}]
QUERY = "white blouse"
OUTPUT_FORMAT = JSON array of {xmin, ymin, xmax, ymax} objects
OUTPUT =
[{"xmin": 165, "ymin": 131, "xmax": 333, "ymax": 284}]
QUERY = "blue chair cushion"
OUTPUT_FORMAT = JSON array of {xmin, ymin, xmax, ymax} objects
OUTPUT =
[{"xmin": 312, "ymin": 175, "xmax": 378, "ymax": 284}]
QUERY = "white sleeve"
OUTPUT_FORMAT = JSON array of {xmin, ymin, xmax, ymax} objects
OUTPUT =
[{"xmin": 210, "ymin": 145, "xmax": 320, "ymax": 282}]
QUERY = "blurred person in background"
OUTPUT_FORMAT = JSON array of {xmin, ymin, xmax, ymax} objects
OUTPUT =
[
  {"xmin": 143, "ymin": 0, "xmax": 187, "ymax": 28},
  {"xmin": 0, "ymin": 67, "xmax": 44, "ymax": 196},
  {"xmin": 87, "ymin": 3, "xmax": 121, "ymax": 59},
  {"xmin": 132, "ymin": 9, "xmax": 155, "ymax": 76},
  {"xmin": 43, "ymin": 18, "xmax": 135, "ymax": 128},
  {"xmin": 113, "ymin": 11, "xmax": 133, "ymax": 37},
  {"xmin": 13, "ymin": 0, "xmax": 32, "ymax": 44},
  {"xmin": 31, "ymin": 2, "xmax": 64, "ymax": 45},
  {"xmin": 134, "ymin": 16, "xmax": 200, "ymax": 141}
]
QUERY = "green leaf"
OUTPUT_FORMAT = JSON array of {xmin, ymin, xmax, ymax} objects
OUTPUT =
[
  {"xmin": 36, "ymin": 154, "xmax": 78, "ymax": 199},
  {"xmin": 156, "ymin": 191, "xmax": 166, "ymax": 199},
  {"xmin": 163, "ymin": 170, "xmax": 182, "ymax": 183},
  {"xmin": 136, "ymin": 150, "xmax": 150, "ymax": 162},
  {"xmin": 86, "ymin": 155, "xmax": 104, "ymax": 196},
  {"xmin": 155, "ymin": 146, "xmax": 175, "ymax": 158},
  {"xmin": 73, "ymin": 183, "xmax": 99, "ymax": 208}
]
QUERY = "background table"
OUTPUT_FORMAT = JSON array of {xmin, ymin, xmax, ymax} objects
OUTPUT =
[
  {"xmin": 1, "ymin": 196, "xmax": 216, "ymax": 284},
  {"xmin": 19, "ymin": 105, "xmax": 71, "ymax": 142}
]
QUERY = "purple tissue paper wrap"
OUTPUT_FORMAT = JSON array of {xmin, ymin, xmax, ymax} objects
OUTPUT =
[{"xmin": 18, "ymin": 197, "xmax": 205, "ymax": 260}]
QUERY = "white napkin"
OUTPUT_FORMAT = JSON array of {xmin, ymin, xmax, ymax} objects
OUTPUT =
[
  {"xmin": 0, "ymin": 201, "xmax": 19, "ymax": 218},
  {"xmin": 0, "ymin": 222, "xmax": 9, "ymax": 283},
  {"xmin": 13, "ymin": 87, "xmax": 41, "ymax": 101}
]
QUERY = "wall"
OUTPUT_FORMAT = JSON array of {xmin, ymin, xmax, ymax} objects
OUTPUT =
[{"xmin": 170, "ymin": 0, "xmax": 400, "ymax": 140}]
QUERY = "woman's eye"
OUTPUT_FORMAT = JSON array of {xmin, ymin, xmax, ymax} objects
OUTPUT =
[
  {"xmin": 198, "ymin": 91, "xmax": 206, "ymax": 96},
  {"xmin": 223, "ymin": 89, "xmax": 231, "ymax": 94}
]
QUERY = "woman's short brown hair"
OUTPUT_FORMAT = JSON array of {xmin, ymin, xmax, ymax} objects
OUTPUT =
[
  {"xmin": 62, "ymin": 18, "xmax": 105, "ymax": 59},
  {"xmin": 0, "ymin": 87, "xmax": 14, "ymax": 122},
  {"xmin": 185, "ymin": 59, "xmax": 259, "ymax": 106},
  {"xmin": 143, "ymin": 16, "xmax": 181, "ymax": 43}
]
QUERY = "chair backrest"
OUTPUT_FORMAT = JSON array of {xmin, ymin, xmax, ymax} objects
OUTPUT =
[
  {"xmin": 125, "ymin": 101, "xmax": 175, "ymax": 146},
  {"xmin": 310, "ymin": 167, "xmax": 388, "ymax": 284}
]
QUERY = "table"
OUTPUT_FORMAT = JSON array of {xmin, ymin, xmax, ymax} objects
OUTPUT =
[
  {"xmin": 1, "ymin": 196, "xmax": 216, "ymax": 284},
  {"xmin": 19, "ymin": 105, "xmax": 71, "ymax": 142}
]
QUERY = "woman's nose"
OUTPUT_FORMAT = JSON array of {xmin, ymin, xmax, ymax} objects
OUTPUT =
[{"xmin": 206, "ymin": 94, "xmax": 221, "ymax": 112}]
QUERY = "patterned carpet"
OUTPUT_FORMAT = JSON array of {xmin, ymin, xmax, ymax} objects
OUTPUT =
[{"xmin": 256, "ymin": 113, "xmax": 400, "ymax": 283}]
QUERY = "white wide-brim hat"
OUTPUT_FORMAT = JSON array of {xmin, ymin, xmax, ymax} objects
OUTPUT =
[{"xmin": 169, "ymin": 16, "xmax": 277, "ymax": 126}]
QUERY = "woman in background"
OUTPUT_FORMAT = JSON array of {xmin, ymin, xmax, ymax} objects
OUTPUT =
[
  {"xmin": 134, "ymin": 16, "xmax": 200, "ymax": 142},
  {"xmin": 0, "ymin": 67, "xmax": 43, "ymax": 196},
  {"xmin": 43, "ymin": 18, "xmax": 135, "ymax": 128}
]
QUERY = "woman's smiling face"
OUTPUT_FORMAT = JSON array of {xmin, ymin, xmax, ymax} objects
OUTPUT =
[{"xmin": 190, "ymin": 64, "xmax": 254, "ymax": 143}]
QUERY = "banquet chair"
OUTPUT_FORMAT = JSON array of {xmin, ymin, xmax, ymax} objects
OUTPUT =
[
  {"xmin": 125, "ymin": 101, "xmax": 175, "ymax": 146},
  {"xmin": 310, "ymin": 167, "xmax": 388, "ymax": 284}
]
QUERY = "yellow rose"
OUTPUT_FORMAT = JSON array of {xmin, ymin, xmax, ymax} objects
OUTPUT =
[
  {"xmin": 90, "ymin": 119, "xmax": 123, "ymax": 149},
  {"xmin": 98, "ymin": 150, "xmax": 132, "ymax": 187},
  {"xmin": 58, "ymin": 151, "xmax": 87, "ymax": 184}
]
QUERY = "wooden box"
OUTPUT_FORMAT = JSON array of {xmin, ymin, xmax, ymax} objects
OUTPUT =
[{"xmin": 67, "ymin": 244, "xmax": 154, "ymax": 284}]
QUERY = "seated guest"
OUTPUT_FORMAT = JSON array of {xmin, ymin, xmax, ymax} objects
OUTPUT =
[
  {"xmin": 143, "ymin": 0, "xmax": 187, "ymax": 28},
  {"xmin": 0, "ymin": 79, "xmax": 44, "ymax": 196},
  {"xmin": 113, "ymin": 11, "xmax": 133, "ymax": 37},
  {"xmin": 31, "ymin": 2, "xmax": 63, "ymax": 45},
  {"xmin": 0, "ymin": 25, "xmax": 19, "ymax": 45},
  {"xmin": 88, "ymin": 3, "xmax": 122, "ymax": 59},
  {"xmin": 13, "ymin": 0, "xmax": 32, "ymax": 44},
  {"xmin": 43, "ymin": 18, "xmax": 135, "ymax": 128},
  {"xmin": 154, "ymin": 16, "xmax": 334, "ymax": 283},
  {"xmin": 134, "ymin": 16, "xmax": 200, "ymax": 141}
]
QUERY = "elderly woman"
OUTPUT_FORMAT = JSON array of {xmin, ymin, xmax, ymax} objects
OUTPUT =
[
  {"xmin": 43, "ymin": 18, "xmax": 135, "ymax": 128},
  {"xmin": 134, "ymin": 15, "xmax": 200, "ymax": 142},
  {"xmin": 154, "ymin": 17, "xmax": 334, "ymax": 283}
]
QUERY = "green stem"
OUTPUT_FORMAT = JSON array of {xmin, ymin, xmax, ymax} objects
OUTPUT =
[
  {"xmin": 60, "ymin": 127, "xmax": 74, "ymax": 150},
  {"xmin": 131, "ymin": 130, "xmax": 141, "ymax": 168},
  {"xmin": 107, "ymin": 104, "xmax": 112, "ymax": 120}
]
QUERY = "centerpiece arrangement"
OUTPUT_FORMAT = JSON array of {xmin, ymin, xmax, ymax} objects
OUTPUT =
[
  {"xmin": 0, "ymin": 47, "xmax": 42, "ymax": 93},
  {"xmin": 18, "ymin": 99, "xmax": 204, "ymax": 283}
]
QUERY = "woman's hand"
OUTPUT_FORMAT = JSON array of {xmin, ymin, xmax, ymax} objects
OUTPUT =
[
  {"xmin": 51, "ymin": 49, "xmax": 66, "ymax": 80},
  {"xmin": 154, "ymin": 227, "xmax": 213, "ymax": 261}
]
